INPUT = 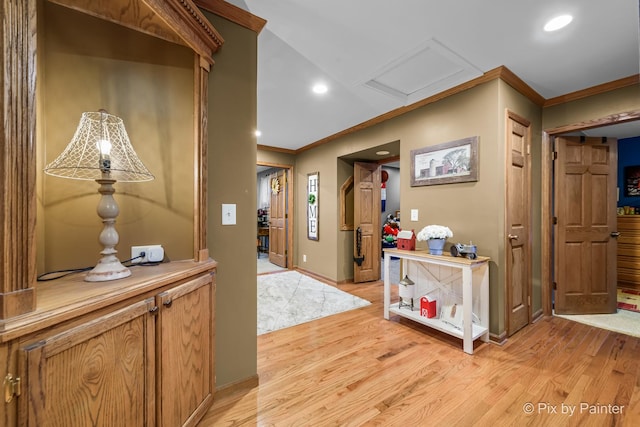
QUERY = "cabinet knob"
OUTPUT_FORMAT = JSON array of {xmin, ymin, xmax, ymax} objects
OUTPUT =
[
  {"xmin": 610, "ymin": 231, "xmax": 621, "ymax": 238},
  {"xmin": 163, "ymin": 299, "xmax": 173, "ymax": 308},
  {"xmin": 508, "ymin": 234, "xmax": 519, "ymax": 240}
]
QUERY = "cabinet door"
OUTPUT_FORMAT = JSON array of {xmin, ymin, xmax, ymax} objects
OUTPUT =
[
  {"xmin": 19, "ymin": 298, "xmax": 156, "ymax": 427},
  {"xmin": 156, "ymin": 273, "xmax": 214, "ymax": 427}
]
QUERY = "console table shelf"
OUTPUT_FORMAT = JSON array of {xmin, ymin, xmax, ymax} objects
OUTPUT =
[{"xmin": 383, "ymin": 248, "xmax": 490, "ymax": 354}]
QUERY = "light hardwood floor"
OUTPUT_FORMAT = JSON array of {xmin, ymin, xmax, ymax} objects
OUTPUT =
[{"xmin": 201, "ymin": 279, "xmax": 640, "ymax": 426}]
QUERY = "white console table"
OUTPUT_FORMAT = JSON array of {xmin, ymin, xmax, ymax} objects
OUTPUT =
[{"xmin": 383, "ymin": 248, "xmax": 490, "ymax": 354}]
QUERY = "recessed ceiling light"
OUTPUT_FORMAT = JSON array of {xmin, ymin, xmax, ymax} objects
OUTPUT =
[
  {"xmin": 544, "ymin": 14, "xmax": 573, "ymax": 32},
  {"xmin": 312, "ymin": 83, "xmax": 328, "ymax": 94},
  {"xmin": 376, "ymin": 150, "xmax": 390, "ymax": 156},
  {"xmin": 254, "ymin": 130, "xmax": 262, "ymax": 137}
]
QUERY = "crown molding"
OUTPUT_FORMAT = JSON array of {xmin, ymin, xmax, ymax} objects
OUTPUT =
[{"xmin": 195, "ymin": 0, "xmax": 267, "ymax": 34}]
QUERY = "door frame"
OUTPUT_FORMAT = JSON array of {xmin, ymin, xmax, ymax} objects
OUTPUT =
[
  {"xmin": 541, "ymin": 109, "xmax": 640, "ymax": 315},
  {"xmin": 257, "ymin": 162, "xmax": 294, "ymax": 270}
]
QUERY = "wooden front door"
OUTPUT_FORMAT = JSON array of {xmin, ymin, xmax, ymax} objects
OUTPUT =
[
  {"xmin": 353, "ymin": 162, "xmax": 381, "ymax": 283},
  {"xmin": 269, "ymin": 169, "xmax": 287, "ymax": 268},
  {"xmin": 506, "ymin": 112, "xmax": 531, "ymax": 335},
  {"xmin": 554, "ymin": 136, "xmax": 618, "ymax": 314}
]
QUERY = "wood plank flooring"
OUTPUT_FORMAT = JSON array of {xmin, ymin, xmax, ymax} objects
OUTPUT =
[{"xmin": 201, "ymin": 279, "xmax": 640, "ymax": 426}]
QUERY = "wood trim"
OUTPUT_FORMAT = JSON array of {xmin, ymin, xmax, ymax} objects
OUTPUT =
[
  {"xmin": 48, "ymin": 0, "xmax": 224, "ymax": 65},
  {"xmin": 214, "ymin": 374, "xmax": 259, "ymax": 398},
  {"xmin": 541, "ymin": 109, "xmax": 640, "ymax": 316},
  {"xmin": 194, "ymin": 0, "xmax": 267, "ymax": 34},
  {"xmin": 296, "ymin": 66, "xmax": 544, "ymax": 154},
  {"xmin": 340, "ymin": 176, "xmax": 354, "ymax": 231},
  {"xmin": 194, "ymin": 56, "xmax": 209, "ymax": 261},
  {"xmin": 545, "ymin": 109, "xmax": 640, "ymax": 135},
  {"xmin": 541, "ymin": 132, "xmax": 553, "ymax": 316},
  {"xmin": 294, "ymin": 267, "xmax": 338, "ymax": 287},
  {"xmin": 544, "ymin": 74, "xmax": 640, "ymax": 107},
  {"xmin": 0, "ymin": 0, "xmax": 38, "ymax": 319},
  {"xmin": 489, "ymin": 331, "xmax": 507, "ymax": 345},
  {"xmin": 258, "ymin": 144, "xmax": 297, "ymax": 155},
  {"xmin": 257, "ymin": 162, "xmax": 295, "ymax": 270}
]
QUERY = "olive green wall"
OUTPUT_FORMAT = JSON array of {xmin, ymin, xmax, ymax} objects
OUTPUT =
[
  {"xmin": 38, "ymin": 3, "xmax": 195, "ymax": 273},
  {"xmin": 205, "ymin": 12, "xmax": 258, "ymax": 388},
  {"xmin": 542, "ymin": 84, "xmax": 640, "ymax": 131},
  {"xmin": 294, "ymin": 81, "xmax": 505, "ymax": 332}
]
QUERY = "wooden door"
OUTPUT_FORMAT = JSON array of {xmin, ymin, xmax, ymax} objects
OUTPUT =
[
  {"xmin": 554, "ymin": 136, "xmax": 618, "ymax": 314},
  {"xmin": 157, "ymin": 274, "xmax": 214, "ymax": 427},
  {"xmin": 269, "ymin": 169, "xmax": 287, "ymax": 268},
  {"xmin": 506, "ymin": 113, "xmax": 531, "ymax": 335},
  {"xmin": 353, "ymin": 162, "xmax": 381, "ymax": 283},
  {"xmin": 20, "ymin": 299, "xmax": 156, "ymax": 427}
]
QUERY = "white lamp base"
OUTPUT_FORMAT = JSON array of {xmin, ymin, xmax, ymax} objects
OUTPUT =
[
  {"xmin": 85, "ymin": 254, "xmax": 131, "ymax": 282},
  {"xmin": 84, "ymin": 176, "xmax": 131, "ymax": 282}
]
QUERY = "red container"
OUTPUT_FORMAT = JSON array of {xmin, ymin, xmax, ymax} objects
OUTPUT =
[{"xmin": 420, "ymin": 296, "xmax": 437, "ymax": 318}]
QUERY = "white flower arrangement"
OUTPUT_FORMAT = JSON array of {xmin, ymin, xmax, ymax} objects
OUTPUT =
[{"xmin": 417, "ymin": 224, "xmax": 453, "ymax": 241}]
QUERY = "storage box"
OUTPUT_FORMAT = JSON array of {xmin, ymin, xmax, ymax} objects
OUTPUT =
[
  {"xmin": 397, "ymin": 229, "xmax": 416, "ymax": 250},
  {"xmin": 420, "ymin": 295, "xmax": 437, "ymax": 318}
]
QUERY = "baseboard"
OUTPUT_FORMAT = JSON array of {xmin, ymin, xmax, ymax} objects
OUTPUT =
[
  {"xmin": 531, "ymin": 308, "xmax": 544, "ymax": 323},
  {"xmin": 215, "ymin": 374, "xmax": 259, "ymax": 399},
  {"xmin": 489, "ymin": 331, "xmax": 508, "ymax": 345},
  {"xmin": 294, "ymin": 267, "xmax": 338, "ymax": 286}
]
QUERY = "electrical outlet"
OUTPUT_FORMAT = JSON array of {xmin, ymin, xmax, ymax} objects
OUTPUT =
[
  {"xmin": 131, "ymin": 245, "xmax": 164, "ymax": 264},
  {"xmin": 303, "ymin": 254, "xmax": 307, "ymax": 262},
  {"xmin": 410, "ymin": 209, "xmax": 419, "ymax": 221}
]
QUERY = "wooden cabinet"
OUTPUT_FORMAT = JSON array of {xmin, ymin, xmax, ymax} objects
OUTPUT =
[
  {"xmin": 1, "ymin": 260, "xmax": 216, "ymax": 427},
  {"xmin": 618, "ymin": 216, "xmax": 640, "ymax": 288},
  {"xmin": 20, "ymin": 298, "xmax": 157, "ymax": 427},
  {"xmin": 0, "ymin": 0, "xmax": 222, "ymax": 425}
]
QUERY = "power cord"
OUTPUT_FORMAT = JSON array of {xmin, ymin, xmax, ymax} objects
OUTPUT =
[{"xmin": 37, "ymin": 252, "xmax": 159, "ymax": 281}]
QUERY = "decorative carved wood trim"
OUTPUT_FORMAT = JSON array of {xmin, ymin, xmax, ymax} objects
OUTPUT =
[
  {"xmin": 195, "ymin": 0, "xmax": 267, "ymax": 34},
  {"xmin": 0, "ymin": 0, "xmax": 38, "ymax": 319},
  {"xmin": 47, "ymin": 0, "xmax": 224, "ymax": 65}
]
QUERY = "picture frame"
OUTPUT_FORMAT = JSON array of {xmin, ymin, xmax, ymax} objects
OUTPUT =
[
  {"xmin": 410, "ymin": 136, "xmax": 479, "ymax": 187},
  {"xmin": 307, "ymin": 172, "xmax": 319, "ymax": 240},
  {"xmin": 624, "ymin": 165, "xmax": 640, "ymax": 197}
]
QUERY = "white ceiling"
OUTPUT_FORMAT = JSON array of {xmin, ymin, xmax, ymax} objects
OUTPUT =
[{"xmin": 229, "ymin": 0, "xmax": 640, "ymax": 151}]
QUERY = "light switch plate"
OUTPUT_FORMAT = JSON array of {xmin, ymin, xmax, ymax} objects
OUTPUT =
[
  {"xmin": 222, "ymin": 204, "xmax": 236, "ymax": 225},
  {"xmin": 410, "ymin": 209, "xmax": 419, "ymax": 221}
]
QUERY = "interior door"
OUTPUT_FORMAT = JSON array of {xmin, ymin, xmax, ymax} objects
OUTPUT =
[
  {"xmin": 506, "ymin": 113, "xmax": 531, "ymax": 335},
  {"xmin": 554, "ymin": 136, "xmax": 618, "ymax": 314},
  {"xmin": 353, "ymin": 162, "xmax": 381, "ymax": 283},
  {"xmin": 269, "ymin": 169, "xmax": 287, "ymax": 268}
]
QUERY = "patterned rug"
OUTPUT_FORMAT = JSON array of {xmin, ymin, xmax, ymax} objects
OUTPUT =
[
  {"xmin": 618, "ymin": 288, "xmax": 640, "ymax": 313},
  {"xmin": 258, "ymin": 270, "xmax": 371, "ymax": 335}
]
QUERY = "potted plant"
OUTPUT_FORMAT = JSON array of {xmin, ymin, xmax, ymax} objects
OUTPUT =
[{"xmin": 417, "ymin": 224, "xmax": 453, "ymax": 255}]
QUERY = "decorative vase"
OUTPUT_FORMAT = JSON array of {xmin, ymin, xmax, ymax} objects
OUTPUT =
[{"xmin": 427, "ymin": 238, "xmax": 446, "ymax": 255}]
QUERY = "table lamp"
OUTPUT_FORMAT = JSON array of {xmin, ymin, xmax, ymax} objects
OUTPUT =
[{"xmin": 44, "ymin": 110, "xmax": 154, "ymax": 282}]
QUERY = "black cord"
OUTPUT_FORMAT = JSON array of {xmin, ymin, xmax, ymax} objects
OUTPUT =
[{"xmin": 37, "ymin": 253, "xmax": 150, "ymax": 281}]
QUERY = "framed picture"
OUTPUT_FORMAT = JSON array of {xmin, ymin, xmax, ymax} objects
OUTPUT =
[
  {"xmin": 410, "ymin": 136, "xmax": 479, "ymax": 187},
  {"xmin": 307, "ymin": 172, "xmax": 319, "ymax": 240},
  {"xmin": 624, "ymin": 165, "xmax": 640, "ymax": 197}
]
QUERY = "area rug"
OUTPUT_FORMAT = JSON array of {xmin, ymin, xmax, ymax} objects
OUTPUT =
[
  {"xmin": 617, "ymin": 288, "xmax": 640, "ymax": 313},
  {"xmin": 555, "ymin": 309, "xmax": 640, "ymax": 338},
  {"xmin": 258, "ymin": 270, "xmax": 371, "ymax": 335}
]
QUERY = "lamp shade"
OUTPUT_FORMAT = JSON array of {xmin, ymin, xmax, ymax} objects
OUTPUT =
[{"xmin": 44, "ymin": 111, "xmax": 154, "ymax": 182}]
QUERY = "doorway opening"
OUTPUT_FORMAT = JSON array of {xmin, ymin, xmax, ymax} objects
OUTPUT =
[
  {"xmin": 257, "ymin": 163, "xmax": 293, "ymax": 274},
  {"xmin": 543, "ymin": 111, "xmax": 640, "ymax": 332},
  {"xmin": 338, "ymin": 140, "xmax": 401, "ymax": 283}
]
